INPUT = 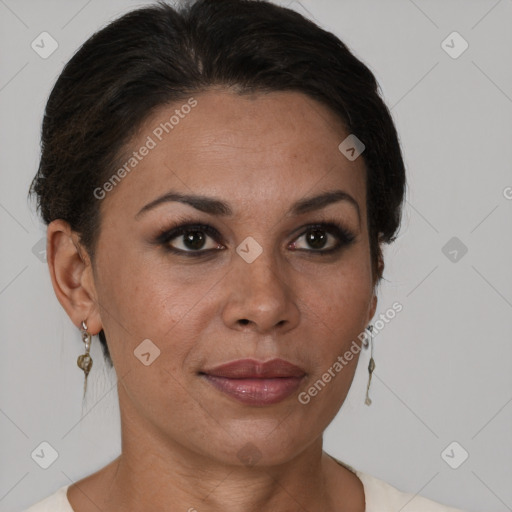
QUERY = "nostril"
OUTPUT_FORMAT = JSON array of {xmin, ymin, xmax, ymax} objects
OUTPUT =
[{"xmin": 239, "ymin": 319, "xmax": 250, "ymax": 326}]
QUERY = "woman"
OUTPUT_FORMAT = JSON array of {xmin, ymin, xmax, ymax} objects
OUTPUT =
[{"xmin": 24, "ymin": 0, "xmax": 466, "ymax": 510}]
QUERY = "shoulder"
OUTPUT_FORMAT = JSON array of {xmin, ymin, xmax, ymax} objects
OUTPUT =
[
  {"xmin": 332, "ymin": 457, "xmax": 466, "ymax": 512},
  {"xmin": 356, "ymin": 470, "xmax": 467, "ymax": 512},
  {"xmin": 22, "ymin": 484, "xmax": 73, "ymax": 512}
]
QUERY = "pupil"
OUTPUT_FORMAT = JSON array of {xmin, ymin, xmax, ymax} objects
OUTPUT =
[
  {"xmin": 307, "ymin": 228, "xmax": 327, "ymax": 249},
  {"xmin": 184, "ymin": 230, "xmax": 205, "ymax": 250}
]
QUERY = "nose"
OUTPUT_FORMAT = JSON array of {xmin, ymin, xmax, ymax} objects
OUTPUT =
[{"xmin": 221, "ymin": 247, "xmax": 300, "ymax": 335}]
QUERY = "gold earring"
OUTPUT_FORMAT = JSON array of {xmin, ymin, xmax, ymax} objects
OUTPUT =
[
  {"xmin": 77, "ymin": 320, "xmax": 93, "ymax": 399},
  {"xmin": 364, "ymin": 324, "xmax": 375, "ymax": 406}
]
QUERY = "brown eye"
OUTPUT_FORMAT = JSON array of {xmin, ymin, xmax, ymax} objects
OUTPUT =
[
  {"xmin": 302, "ymin": 227, "xmax": 330, "ymax": 250},
  {"xmin": 172, "ymin": 229, "xmax": 211, "ymax": 251},
  {"xmin": 155, "ymin": 220, "xmax": 355, "ymax": 258},
  {"xmin": 156, "ymin": 223, "xmax": 224, "ymax": 256},
  {"xmin": 290, "ymin": 222, "xmax": 355, "ymax": 254}
]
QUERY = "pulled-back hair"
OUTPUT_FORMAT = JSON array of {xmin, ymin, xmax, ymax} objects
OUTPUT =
[{"xmin": 29, "ymin": 0, "xmax": 406, "ymax": 367}]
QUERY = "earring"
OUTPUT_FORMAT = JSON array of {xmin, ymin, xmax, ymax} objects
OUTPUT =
[
  {"xmin": 363, "ymin": 324, "xmax": 376, "ymax": 406},
  {"xmin": 77, "ymin": 320, "xmax": 93, "ymax": 399}
]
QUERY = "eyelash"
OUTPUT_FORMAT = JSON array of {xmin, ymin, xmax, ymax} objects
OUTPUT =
[{"xmin": 154, "ymin": 219, "xmax": 356, "ymax": 258}]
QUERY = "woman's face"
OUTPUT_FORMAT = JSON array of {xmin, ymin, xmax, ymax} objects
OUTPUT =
[{"xmin": 79, "ymin": 89, "xmax": 377, "ymax": 466}]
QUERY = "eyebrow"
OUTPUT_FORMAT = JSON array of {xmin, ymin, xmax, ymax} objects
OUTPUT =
[{"xmin": 135, "ymin": 189, "xmax": 360, "ymax": 222}]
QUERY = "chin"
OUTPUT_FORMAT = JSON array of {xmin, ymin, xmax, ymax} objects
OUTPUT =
[{"xmin": 203, "ymin": 421, "xmax": 312, "ymax": 468}]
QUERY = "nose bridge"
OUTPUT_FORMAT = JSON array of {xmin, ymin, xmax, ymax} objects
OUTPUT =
[{"xmin": 237, "ymin": 241, "xmax": 288, "ymax": 306}]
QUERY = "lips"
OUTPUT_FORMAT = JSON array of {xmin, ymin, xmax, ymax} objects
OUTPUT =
[
  {"xmin": 200, "ymin": 358, "xmax": 306, "ymax": 406},
  {"xmin": 202, "ymin": 358, "xmax": 306, "ymax": 378}
]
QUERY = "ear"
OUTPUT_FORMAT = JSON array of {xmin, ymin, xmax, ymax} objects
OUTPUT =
[
  {"xmin": 46, "ymin": 219, "xmax": 103, "ymax": 334},
  {"xmin": 368, "ymin": 247, "xmax": 384, "ymax": 323}
]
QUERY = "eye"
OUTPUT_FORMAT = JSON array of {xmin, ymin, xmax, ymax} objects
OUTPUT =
[
  {"xmin": 290, "ymin": 222, "xmax": 355, "ymax": 254},
  {"xmin": 162, "ymin": 225, "xmax": 219, "ymax": 252},
  {"xmin": 154, "ymin": 219, "xmax": 356, "ymax": 257},
  {"xmin": 157, "ymin": 223, "xmax": 223, "ymax": 255}
]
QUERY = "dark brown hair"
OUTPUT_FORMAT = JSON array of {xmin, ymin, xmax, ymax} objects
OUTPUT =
[{"xmin": 28, "ymin": 0, "xmax": 406, "ymax": 368}]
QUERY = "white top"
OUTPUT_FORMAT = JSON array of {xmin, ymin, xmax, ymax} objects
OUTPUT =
[{"xmin": 23, "ymin": 459, "xmax": 466, "ymax": 512}]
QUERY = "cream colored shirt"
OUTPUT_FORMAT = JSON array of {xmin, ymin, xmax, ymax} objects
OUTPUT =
[{"xmin": 23, "ymin": 459, "xmax": 466, "ymax": 511}]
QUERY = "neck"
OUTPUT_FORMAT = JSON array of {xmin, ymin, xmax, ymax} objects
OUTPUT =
[{"xmin": 105, "ymin": 438, "xmax": 338, "ymax": 512}]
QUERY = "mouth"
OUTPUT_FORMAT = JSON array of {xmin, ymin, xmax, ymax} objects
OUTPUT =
[{"xmin": 199, "ymin": 358, "xmax": 306, "ymax": 406}]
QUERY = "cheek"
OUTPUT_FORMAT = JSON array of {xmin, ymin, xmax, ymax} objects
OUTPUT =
[
  {"xmin": 93, "ymin": 244, "xmax": 219, "ymax": 366},
  {"xmin": 302, "ymin": 256, "xmax": 373, "ymax": 327},
  {"xmin": 297, "ymin": 256, "xmax": 372, "ymax": 374},
  {"xmin": 296, "ymin": 268, "xmax": 370, "ymax": 420}
]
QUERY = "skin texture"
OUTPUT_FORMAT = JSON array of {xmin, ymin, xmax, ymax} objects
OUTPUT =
[{"xmin": 47, "ymin": 89, "xmax": 382, "ymax": 512}]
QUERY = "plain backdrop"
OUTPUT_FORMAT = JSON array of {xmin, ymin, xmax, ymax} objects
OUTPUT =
[{"xmin": 1, "ymin": 0, "xmax": 511, "ymax": 511}]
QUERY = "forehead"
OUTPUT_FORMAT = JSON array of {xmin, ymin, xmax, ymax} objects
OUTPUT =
[{"xmin": 100, "ymin": 89, "xmax": 367, "ymax": 220}]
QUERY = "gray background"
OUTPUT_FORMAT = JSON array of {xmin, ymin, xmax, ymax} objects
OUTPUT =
[{"xmin": 1, "ymin": 0, "xmax": 511, "ymax": 511}]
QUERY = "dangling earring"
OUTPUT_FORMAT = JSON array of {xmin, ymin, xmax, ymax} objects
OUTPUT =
[
  {"xmin": 363, "ymin": 324, "xmax": 375, "ymax": 406},
  {"xmin": 77, "ymin": 320, "xmax": 93, "ymax": 399}
]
